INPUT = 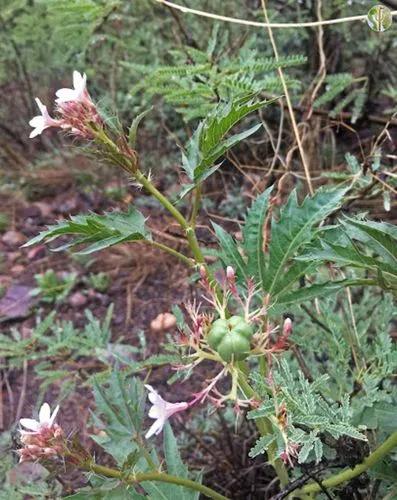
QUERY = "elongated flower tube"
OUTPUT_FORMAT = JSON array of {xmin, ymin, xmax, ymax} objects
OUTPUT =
[
  {"xmin": 29, "ymin": 71, "xmax": 102, "ymax": 140},
  {"xmin": 145, "ymin": 385, "xmax": 188, "ymax": 439},
  {"xmin": 29, "ymin": 98, "xmax": 62, "ymax": 138}
]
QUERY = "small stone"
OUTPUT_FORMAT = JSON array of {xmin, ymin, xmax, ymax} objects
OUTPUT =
[
  {"xmin": 22, "ymin": 206, "xmax": 41, "ymax": 218},
  {"xmin": 33, "ymin": 202, "xmax": 53, "ymax": 218},
  {"xmin": 27, "ymin": 245, "xmax": 46, "ymax": 260},
  {"xmin": 150, "ymin": 312, "xmax": 177, "ymax": 333},
  {"xmin": 2, "ymin": 230, "xmax": 26, "ymax": 247},
  {"xmin": 8, "ymin": 251, "xmax": 22, "ymax": 263},
  {"xmin": 68, "ymin": 292, "xmax": 87, "ymax": 308},
  {"xmin": 10, "ymin": 265, "xmax": 25, "ymax": 276}
]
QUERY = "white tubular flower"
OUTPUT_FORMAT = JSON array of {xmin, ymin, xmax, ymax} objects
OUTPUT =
[
  {"xmin": 29, "ymin": 98, "xmax": 60, "ymax": 138},
  {"xmin": 145, "ymin": 385, "xmax": 188, "ymax": 439},
  {"xmin": 55, "ymin": 70, "xmax": 88, "ymax": 103},
  {"xmin": 19, "ymin": 402, "xmax": 59, "ymax": 435}
]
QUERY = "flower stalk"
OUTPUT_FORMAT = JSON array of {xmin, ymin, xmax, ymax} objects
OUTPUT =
[
  {"xmin": 84, "ymin": 462, "xmax": 230, "ymax": 500},
  {"xmin": 297, "ymin": 430, "xmax": 397, "ymax": 496}
]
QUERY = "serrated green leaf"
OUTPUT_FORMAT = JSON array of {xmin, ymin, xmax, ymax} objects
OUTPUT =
[
  {"xmin": 182, "ymin": 94, "xmax": 277, "ymax": 183},
  {"xmin": 327, "ymin": 423, "xmax": 367, "ymax": 441},
  {"xmin": 274, "ymin": 279, "xmax": 374, "ymax": 306},
  {"xmin": 342, "ymin": 217, "xmax": 397, "ymax": 266},
  {"xmin": 212, "ymin": 222, "xmax": 248, "ymax": 281},
  {"xmin": 249, "ymin": 434, "xmax": 276, "ymax": 458},
  {"xmin": 247, "ymin": 400, "xmax": 275, "ymax": 420},
  {"xmin": 263, "ymin": 188, "xmax": 347, "ymax": 296},
  {"xmin": 313, "ymin": 438, "xmax": 323, "ymax": 463},
  {"xmin": 24, "ymin": 208, "xmax": 151, "ymax": 255},
  {"xmin": 298, "ymin": 437, "xmax": 315, "ymax": 464},
  {"xmin": 91, "ymin": 373, "xmax": 145, "ymax": 464},
  {"xmin": 242, "ymin": 186, "xmax": 273, "ymax": 283},
  {"xmin": 161, "ymin": 424, "xmax": 199, "ymax": 500},
  {"xmin": 294, "ymin": 415, "xmax": 329, "ymax": 427}
]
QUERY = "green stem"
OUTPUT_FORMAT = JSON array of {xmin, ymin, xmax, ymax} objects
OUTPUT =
[
  {"xmin": 134, "ymin": 170, "xmax": 205, "ymax": 265},
  {"xmin": 298, "ymin": 431, "xmax": 397, "ymax": 495},
  {"xmin": 86, "ymin": 462, "xmax": 229, "ymax": 500},
  {"xmin": 142, "ymin": 240, "xmax": 194, "ymax": 267},
  {"xmin": 190, "ymin": 183, "xmax": 202, "ymax": 228},
  {"xmin": 236, "ymin": 363, "xmax": 289, "ymax": 486},
  {"xmin": 96, "ymin": 130, "xmax": 208, "ymax": 271}
]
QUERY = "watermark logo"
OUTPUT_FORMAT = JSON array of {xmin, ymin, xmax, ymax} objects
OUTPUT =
[{"xmin": 367, "ymin": 5, "xmax": 393, "ymax": 32}]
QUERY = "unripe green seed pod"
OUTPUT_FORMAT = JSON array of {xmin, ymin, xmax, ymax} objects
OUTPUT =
[{"xmin": 207, "ymin": 316, "xmax": 253, "ymax": 362}]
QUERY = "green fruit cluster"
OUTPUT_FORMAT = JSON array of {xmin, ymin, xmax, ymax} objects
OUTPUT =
[{"xmin": 207, "ymin": 316, "xmax": 253, "ymax": 362}]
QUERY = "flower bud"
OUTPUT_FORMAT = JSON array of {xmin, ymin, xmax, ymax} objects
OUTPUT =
[
  {"xmin": 226, "ymin": 266, "xmax": 235, "ymax": 281},
  {"xmin": 283, "ymin": 317, "xmax": 292, "ymax": 337},
  {"xmin": 199, "ymin": 265, "xmax": 207, "ymax": 280}
]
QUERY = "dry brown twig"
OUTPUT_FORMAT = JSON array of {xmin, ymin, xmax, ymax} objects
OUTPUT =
[{"xmin": 260, "ymin": 0, "xmax": 314, "ymax": 194}]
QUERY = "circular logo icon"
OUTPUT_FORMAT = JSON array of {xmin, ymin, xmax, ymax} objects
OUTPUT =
[{"xmin": 367, "ymin": 5, "xmax": 393, "ymax": 32}]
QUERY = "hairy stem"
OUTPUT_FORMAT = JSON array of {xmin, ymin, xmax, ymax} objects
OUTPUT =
[
  {"xmin": 96, "ymin": 128, "xmax": 206, "ymax": 267},
  {"xmin": 85, "ymin": 462, "xmax": 230, "ymax": 500},
  {"xmin": 190, "ymin": 183, "xmax": 202, "ymax": 228},
  {"xmin": 143, "ymin": 240, "xmax": 194, "ymax": 267},
  {"xmin": 134, "ymin": 170, "xmax": 206, "ymax": 265},
  {"xmin": 298, "ymin": 431, "xmax": 397, "ymax": 495}
]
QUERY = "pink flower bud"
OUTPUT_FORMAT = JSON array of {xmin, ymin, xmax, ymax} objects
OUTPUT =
[
  {"xmin": 226, "ymin": 266, "xmax": 235, "ymax": 281},
  {"xmin": 283, "ymin": 317, "xmax": 292, "ymax": 337}
]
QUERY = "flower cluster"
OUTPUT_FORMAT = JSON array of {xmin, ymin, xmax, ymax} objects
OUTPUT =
[
  {"xmin": 29, "ymin": 71, "xmax": 102, "ymax": 139},
  {"xmin": 18, "ymin": 403, "xmax": 65, "ymax": 463}
]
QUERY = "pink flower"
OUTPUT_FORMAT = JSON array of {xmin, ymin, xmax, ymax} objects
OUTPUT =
[
  {"xmin": 18, "ymin": 403, "xmax": 64, "ymax": 463},
  {"xmin": 20, "ymin": 402, "xmax": 59, "ymax": 435},
  {"xmin": 145, "ymin": 385, "xmax": 188, "ymax": 439},
  {"xmin": 54, "ymin": 70, "xmax": 102, "ymax": 138},
  {"xmin": 29, "ymin": 98, "xmax": 61, "ymax": 138},
  {"xmin": 55, "ymin": 70, "xmax": 88, "ymax": 104}
]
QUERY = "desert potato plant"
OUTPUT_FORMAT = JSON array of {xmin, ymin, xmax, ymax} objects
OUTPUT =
[{"xmin": 1, "ymin": 1, "xmax": 397, "ymax": 499}]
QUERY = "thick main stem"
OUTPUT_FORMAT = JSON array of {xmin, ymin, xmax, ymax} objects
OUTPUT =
[
  {"xmin": 86, "ymin": 462, "xmax": 229, "ymax": 500},
  {"xmin": 298, "ymin": 431, "xmax": 397, "ymax": 495}
]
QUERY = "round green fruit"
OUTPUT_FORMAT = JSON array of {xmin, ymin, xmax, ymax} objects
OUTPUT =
[{"xmin": 207, "ymin": 316, "xmax": 253, "ymax": 362}]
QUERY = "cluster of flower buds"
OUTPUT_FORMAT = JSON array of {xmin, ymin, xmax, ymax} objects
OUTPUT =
[
  {"xmin": 29, "ymin": 71, "xmax": 102, "ymax": 140},
  {"xmin": 18, "ymin": 403, "xmax": 65, "ymax": 463}
]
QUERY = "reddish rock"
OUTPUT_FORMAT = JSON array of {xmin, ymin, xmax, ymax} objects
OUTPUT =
[
  {"xmin": 27, "ymin": 245, "xmax": 46, "ymax": 261},
  {"xmin": 68, "ymin": 292, "xmax": 87, "ymax": 308},
  {"xmin": 34, "ymin": 202, "xmax": 53, "ymax": 218},
  {"xmin": 10, "ymin": 264, "xmax": 25, "ymax": 276},
  {"xmin": 2, "ymin": 230, "xmax": 26, "ymax": 247}
]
